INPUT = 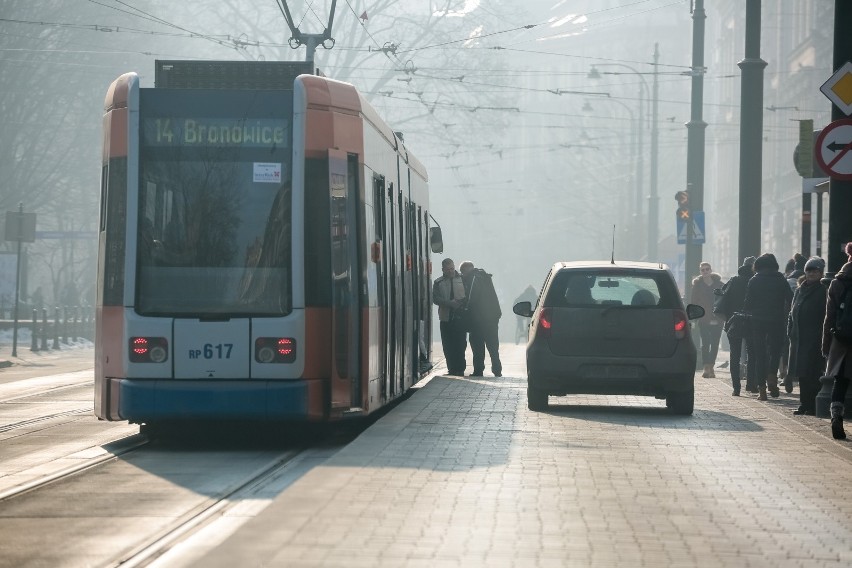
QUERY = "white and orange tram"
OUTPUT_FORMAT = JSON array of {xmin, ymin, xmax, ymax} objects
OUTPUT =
[{"xmin": 96, "ymin": 60, "xmax": 441, "ymax": 428}]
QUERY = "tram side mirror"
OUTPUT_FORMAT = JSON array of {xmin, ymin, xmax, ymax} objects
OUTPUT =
[{"xmin": 429, "ymin": 226, "xmax": 444, "ymax": 253}]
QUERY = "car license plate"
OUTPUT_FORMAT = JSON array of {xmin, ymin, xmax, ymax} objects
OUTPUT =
[{"xmin": 583, "ymin": 365, "xmax": 643, "ymax": 379}]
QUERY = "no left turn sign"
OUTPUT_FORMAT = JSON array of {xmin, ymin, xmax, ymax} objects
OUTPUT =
[{"xmin": 815, "ymin": 119, "xmax": 852, "ymax": 180}]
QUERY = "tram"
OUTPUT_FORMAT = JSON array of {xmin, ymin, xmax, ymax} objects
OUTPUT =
[{"xmin": 95, "ymin": 60, "xmax": 441, "ymax": 427}]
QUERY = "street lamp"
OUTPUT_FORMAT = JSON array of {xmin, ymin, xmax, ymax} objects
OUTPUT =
[
  {"xmin": 588, "ymin": 45, "xmax": 660, "ymax": 260},
  {"xmin": 582, "ymin": 98, "xmax": 640, "ymax": 257}
]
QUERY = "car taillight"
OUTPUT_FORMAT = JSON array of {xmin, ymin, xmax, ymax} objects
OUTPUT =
[
  {"xmin": 129, "ymin": 337, "xmax": 169, "ymax": 363},
  {"xmin": 673, "ymin": 310, "xmax": 688, "ymax": 340},
  {"xmin": 255, "ymin": 337, "xmax": 297, "ymax": 363},
  {"xmin": 538, "ymin": 308, "xmax": 552, "ymax": 331}
]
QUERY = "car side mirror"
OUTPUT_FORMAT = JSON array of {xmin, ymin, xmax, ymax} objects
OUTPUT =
[
  {"xmin": 513, "ymin": 301, "xmax": 533, "ymax": 318},
  {"xmin": 686, "ymin": 304, "xmax": 705, "ymax": 320},
  {"xmin": 429, "ymin": 226, "xmax": 443, "ymax": 253}
]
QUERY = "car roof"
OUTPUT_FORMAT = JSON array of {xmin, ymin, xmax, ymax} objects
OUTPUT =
[{"xmin": 551, "ymin": 260, "xmax": 671, "ymax": 272}]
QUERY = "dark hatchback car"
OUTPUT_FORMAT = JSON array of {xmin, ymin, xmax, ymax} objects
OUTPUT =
[{"xmin": 513, "ymin": 261, "xmax": 705, "ymax": 415}]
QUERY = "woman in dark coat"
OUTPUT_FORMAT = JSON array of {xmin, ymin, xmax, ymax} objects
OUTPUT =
[
  {"xmin": 744, "ymin": 253, "xmax": 794, "ymax": 400},
  {"xmin": 823, "ymin": 243, "xmax": 852, "ymax": 439},
  {"xmin": 787, "ymin": 257, "xmax": 827, "ymax": 415}
]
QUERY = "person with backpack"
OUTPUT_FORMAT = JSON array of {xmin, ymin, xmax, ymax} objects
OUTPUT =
[
  {"xmin": 787, "ymin": 257, "xmax": 827, "ymax": 415},
  {"xmin": 823, "ymin": 242, "xmax": 852, "ymax": 440},
  {"xmin": 714, "ymin": 256, "xmax": 755, "ymax": 395}
]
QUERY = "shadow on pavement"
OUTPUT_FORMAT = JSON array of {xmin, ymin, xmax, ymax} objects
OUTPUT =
[{"xmin": 542, "ymin": 403, "xmax": 764, "ymax": 431}]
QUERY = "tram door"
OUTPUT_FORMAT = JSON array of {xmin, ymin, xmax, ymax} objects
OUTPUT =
[
  {"xmin": 373, "ymin": 175, "xmax": 389, "ymax": 399},
  {"xmin": 329, "ymin": 150, "xmax": 361, "ymax": 409},
  {"xmin": 386, "ymin": 182, "xmax": 399, "ymax": 398}
]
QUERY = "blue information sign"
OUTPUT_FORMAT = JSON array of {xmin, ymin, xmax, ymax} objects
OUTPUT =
[{"xmin": 676, "ymin": 211, "xmax": 705, "ymax": 245}]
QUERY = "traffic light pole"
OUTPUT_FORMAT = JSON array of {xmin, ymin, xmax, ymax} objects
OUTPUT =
[{"xmin": 684, "ymin": 0, "xmax": 706, "ymax": 289}]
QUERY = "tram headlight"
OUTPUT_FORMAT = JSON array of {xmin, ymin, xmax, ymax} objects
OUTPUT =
[
  {"xmin": 129, "ymin": 337, "xmax": 169, "ymax": 363},
  {"xmin": 255, "ymin": 337, "xmax": 297, "ymax": 363}
]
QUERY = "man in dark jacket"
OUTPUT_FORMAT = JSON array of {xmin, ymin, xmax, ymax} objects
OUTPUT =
[
  {"xmin": 787, "ymin": 257, "xmax": 827, "ymax": 415},
  {"xmin": 460, "ymin": 261, "xmax": 502, "ymax": 377},
  {"xmin": 715, "ymin": 256, "xmax": 755, "ymax": 395},
  {"xmin": 744, "ymin": 253, "xmax": 794, "ymax": 400}
]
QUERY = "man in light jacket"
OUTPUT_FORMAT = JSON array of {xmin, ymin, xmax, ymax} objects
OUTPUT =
[{"xmin": 433, "ymin": 258, "xmax": 467, "ymax": 376}]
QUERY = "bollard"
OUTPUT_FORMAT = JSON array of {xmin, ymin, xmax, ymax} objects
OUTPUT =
[
  {"xmin": 52, "ymin": 306, "xmax": 60, "ymax": 350},
  {"xmin": 815, "ymin": 375, "xmax": 852, "ymax": 419},
  {"xmin": 62, "ymin": 306, "xmax": 69, "ymax": 344},
  {"xmin": 30, "ymin": 309, "xmax": 39, "ymax": 352},
  {"xmin": 72, "ymin": 306, "xmax": 79, "ymax": 342},
  {"xmin": 40, "ymin": 308, "xmax": 48, "ymax": 351},
  {"xmin": 84, "ymin": 306, "xmax": 92, "ymax": 341}
]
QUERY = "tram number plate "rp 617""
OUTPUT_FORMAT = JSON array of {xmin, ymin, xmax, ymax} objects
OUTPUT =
[{"xmin": 188, "ymin": 343, "xmax": 234, "ymax": 359}]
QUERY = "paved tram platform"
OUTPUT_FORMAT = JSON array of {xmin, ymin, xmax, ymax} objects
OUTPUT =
[{"xmin": 195, "ymin": 343, "xmax": 852, "ymax": 568}]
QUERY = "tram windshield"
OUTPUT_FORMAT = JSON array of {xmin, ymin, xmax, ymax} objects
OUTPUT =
[{"xmin": 136, "ymin": 90, "xmax": 293, "ymax": 316}]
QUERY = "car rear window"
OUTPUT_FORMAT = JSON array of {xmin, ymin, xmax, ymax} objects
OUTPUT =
[{"xmin": 544, "ymin": 270, "xmax": 680, "ymax": 308}]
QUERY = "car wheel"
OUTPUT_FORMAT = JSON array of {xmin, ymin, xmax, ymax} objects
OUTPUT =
[
  {"xmin": 528, "ymin": 387, "xmax": 548, "ymax": 411},
  {"xmin": 666, "ymin": 389, "xmax": 694, "ymax": 415}
]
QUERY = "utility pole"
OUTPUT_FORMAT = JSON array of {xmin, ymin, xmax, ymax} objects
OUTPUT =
[
  {"xmin": 648, "ymin": 43, "xmax": 660, "ymax": 261},
  {"xmin": 684, "ymin": 0, "xmax": 707, "ymax": 287},
  {"xmin": 278, "ymin": 0, "xmax": 338, "ymax": 63},
  {"xmin": 736, "ymin": 0, "xmax": 767, "ymax": 263},
  {"xmin": 827, "ymin": 1, "xmax": 852, "ymax": 276}
]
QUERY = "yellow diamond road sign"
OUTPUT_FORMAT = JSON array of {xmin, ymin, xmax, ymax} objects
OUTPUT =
[{"xmin": 821, "ymin": 61, "xmax": 852, "ymax": 115}]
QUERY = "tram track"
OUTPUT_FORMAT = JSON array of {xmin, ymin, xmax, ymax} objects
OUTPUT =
[
  {"xmin": 0, "ymin": 432, "xmax": 149, "ymax": 502},
  {"xmin": 0, "ymin": 379, "xmax": 93, "ymax": 405},
  {"xmin": 0, "ymin": 406, "xmax": 93, "ymax": 434},
  {"xmin": 109, "ymin": 447, "xmax": 304, "ymax": 568}
]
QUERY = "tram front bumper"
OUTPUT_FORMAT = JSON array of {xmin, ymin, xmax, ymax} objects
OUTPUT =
[{"xmin": 114, "ymin": 378, "xmax": 319, "ymax": 422}]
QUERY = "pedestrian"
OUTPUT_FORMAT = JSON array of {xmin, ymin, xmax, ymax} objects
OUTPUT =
[
  {"xmin": 787, "ymin": 257, "xmax": 827, "ymax": 415},
  {"xmin": 459, "ymin": 261, "xmax": 503, "ymax": 377},
  {"xmin": 432, "ymin": 258, "xmax": 467, "ymax": 376},
  {"xmin": 744, "ymin": 253, "xmax": 794, "ymax": 400},
  {"xmin": 714, "ymin": 256, "xmax": 755, "ymax": 395},
  {"xmin": 780, "ymin": 253, "xmax": 806, "ymax": 389},
  {"xmin": 823, "ymin": 242, "xmax": 852, "ymax": 440},
  {"xmin": 690, "ymin": 262, "xmax": 724, "ymax": 378},
  {"xmin": 30, "ymin": 286, "xmax": 44, "ymax": 311},
  {"xmin": 785, "ymin": 253, "xmax": 807, "ymax": 290},
  {"xmin": 513, "ymin": 285, "xmax": 538, "ymax": 344}
]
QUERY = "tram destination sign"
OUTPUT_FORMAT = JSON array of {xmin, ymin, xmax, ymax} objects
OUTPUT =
[{"xmin": 142, "ymin": 117, "xmax": 289, "ymax": 149}]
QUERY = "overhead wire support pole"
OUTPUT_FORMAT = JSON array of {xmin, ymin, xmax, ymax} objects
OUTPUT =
[
  {"xmin": 827, "ymin": 0, "xmax": 852, "ymax": 276},
  {"xmin": 736, "ymin": 0, "xmax": 766, "ymax": 264}
]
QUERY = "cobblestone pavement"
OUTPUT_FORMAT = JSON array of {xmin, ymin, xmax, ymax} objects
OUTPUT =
[{"xmin": 197, "ymin": 343, "xmax": 852, "ymax": 567}]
